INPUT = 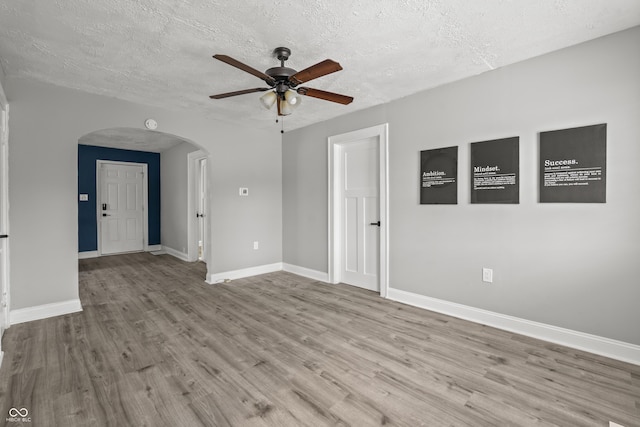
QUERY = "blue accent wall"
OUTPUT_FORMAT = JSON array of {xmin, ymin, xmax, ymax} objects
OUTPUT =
[{"xmin": 78, "ymin": 144, "xmax": 160, "ymax": 252}]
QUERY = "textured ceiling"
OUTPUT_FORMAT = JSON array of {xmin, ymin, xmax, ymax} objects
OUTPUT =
[
  {"xmin": 79, "ymin": 128, "xmax": 190, "ymax": 153},
  {"xmin": 0, "ymin": 0, "xmax": 639, "ymax": 132}
]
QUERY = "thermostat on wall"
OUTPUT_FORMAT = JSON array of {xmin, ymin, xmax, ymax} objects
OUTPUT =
[{"xmin": 144, "ymin": 118, "xmax": 158, "ymax": 130}]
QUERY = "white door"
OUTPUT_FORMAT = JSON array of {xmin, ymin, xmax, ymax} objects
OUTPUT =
[
  {"xmin": 197, "ymin": 158, "xmax": 208, "ymax": 261},
  {"xmin": 99, "ymin": 162, "xmax": 145, "ymax": 255},
  {"xmin": 0, "ymin": 102, "xmax": 9, "ymax": 338},
  {"xmin": 187, "ymin": 150, "xmax": 208, "ymax": 263},
  {"xmin": 340, "ymin": 137, "xmax": 380, "ymax": 291}
]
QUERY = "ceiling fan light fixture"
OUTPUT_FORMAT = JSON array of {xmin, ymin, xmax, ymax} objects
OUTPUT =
[
  {"xmin": 259, "ymin": 90, "xmax": 277, "ymax": 109},
  {"xmin": 284, "ymin": 89, "xmax": 301, "ymax": 107},
  {"xmin": 279, "ymin": 98, "xmax": 293, "ymax": 116}
]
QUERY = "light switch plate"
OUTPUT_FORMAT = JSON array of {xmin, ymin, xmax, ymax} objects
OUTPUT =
[
  {"xmin": 79, "ymin": 194, "xmax": 89, "ymax": 201},
  {"xmin": 239, "ymin": 187, "xmax": 249, "ymax": 196}
]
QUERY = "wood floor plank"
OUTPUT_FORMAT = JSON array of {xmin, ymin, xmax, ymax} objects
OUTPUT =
[{"xmin": 0, "ymin": 252, "xmax": 638, "ymax": 426}]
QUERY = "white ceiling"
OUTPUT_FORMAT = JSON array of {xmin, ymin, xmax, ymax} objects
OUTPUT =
[
  {"xmin": 79, "ymin": 128, "xmax": 190, "ymax": 153},
  {"xmin": 0, "ymin": 0, "xmax": 639, "ymax": 132}
]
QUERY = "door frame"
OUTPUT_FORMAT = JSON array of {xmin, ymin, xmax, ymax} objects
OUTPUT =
[
  {"xmin": 96, "ymin": 160, "xmax": 149, "ymax": 256},
  {"xmin": 187, "ymin": 150, "xmax": 209, "ymax": 262},
  {"xmin": 0, "ymin": 87, "xmax": 10, "ymax": 340},
  {"xmin": 328, "ymin": 123, "xmax": 389, "ymax": 297}
]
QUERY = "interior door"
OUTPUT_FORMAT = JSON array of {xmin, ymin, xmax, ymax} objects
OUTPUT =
[
  {"xmin": 340, "ymin": 137, "xmax": 380, "ymax": 291},
  {"xmin": 197, "ymin": 158, "xmax": 207, "ymax": 261},
  {"xmin": 0, "ymin": 103, "xmax": 9, "ymax": 336},
  {"xmin": 99, "ymin": 162, "xmax": 145, "ymax": 255}
]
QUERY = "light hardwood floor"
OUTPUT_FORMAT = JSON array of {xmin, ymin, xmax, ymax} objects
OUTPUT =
[{"xmin": 0, "ymin": 253, "xmax": 638, "ymax": 426}]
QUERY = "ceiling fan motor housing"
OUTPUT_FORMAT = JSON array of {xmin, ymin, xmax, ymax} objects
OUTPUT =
[
  {"xmin": 266, "ymin": 66, "xmax": 298, "ymax": 93},
  {"xmin": 267, "ymin": 47, "xmax": 298, "ymax": 94}
]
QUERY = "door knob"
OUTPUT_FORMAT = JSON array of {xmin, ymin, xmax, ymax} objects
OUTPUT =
[
  {"xmin": 102, "ymin": 213, "xmax": 110, "ymax": 217},
  {"xmin": 369, "ymin": 221, "xmax": 381, "ymax": 227}
]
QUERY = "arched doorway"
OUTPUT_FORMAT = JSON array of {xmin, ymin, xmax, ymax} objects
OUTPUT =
[{"xmin": 77, "ymin": 127, "xmax": 211, "ymax": 277}]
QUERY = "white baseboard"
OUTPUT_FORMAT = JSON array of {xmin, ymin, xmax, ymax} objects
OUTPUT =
[
  {"xmin": 78, "ymin": 251, "xmax": 98, "ymax": 259},
  {"xmin": 282, "ymin": 263, "xmax": 329, "ymax": 282},
  {"xmin": 10, "ymin": 299, "xmax": 83, "ymax": 325},
  {"xmin": 387, "ymin": 287, "xmax": 640, "ymax": 366},
  {"xmin": 162, "ymin": 246, "xmax": 192, "ymax": 262},
  {"xmin": 207, "ymin": 262, "xmax": 283, "ymax": 284},
  {"xmin": 80, "ymin": 246, "xmax": 165, "ymax": 259}
]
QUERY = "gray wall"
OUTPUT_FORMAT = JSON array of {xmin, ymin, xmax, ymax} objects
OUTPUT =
[
  {"xmin": 282, "ymin": 26, "xmax": 640, "ymax": 345},
  {"xmin": 0, "ymin": 64, "xmax": 6, "ymax": 104},
  {"xmin": 161, "ymin": 141, "xmax": 199, "ymax": 255},
  {"xmin": 0, "ymin": 64, "xmax": 5, "ymax": 93},
  {"xmin": 6, "ymin": 78, "xmax": 282, "ymax": 310}
]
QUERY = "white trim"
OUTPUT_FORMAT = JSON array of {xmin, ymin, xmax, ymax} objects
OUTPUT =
[
  {"xmin": 328, "ymin": 123, "xmax": 389, "ymax": 297},
  {"xmin": 387, "ymin": 287, "xmax": 640, "ymax": 366},
  {"xmin": 206, "ymin": 262, "xmax": 283, "ymax": 284},
  {"xmin": 0, "ymin": 101, "xmax": 9, "ymax": 332},
  {"xmin": 162, "ymin": 245, "xmax": 190, "ymax": 262},
  {"xmin": 78, "ymin": 251, "xmax": 98, "ymax": 259},
  {"xmin": 187, "ymin": 150, "xmax": 208, "ymax": 263},
  {"xmin": 96, "ymin": 160, "xmax": 149, "ymax": 255},
  {"xmin": 79, "ymin": 246, "xmax": 161, "ymax": 260},
  {"xmin": 282, "ymin": 263, "xmax": 329, "ymax": 282},
  {"xmin": 10, "ymin": 299, "xmax": 83, "ymax": 325}
]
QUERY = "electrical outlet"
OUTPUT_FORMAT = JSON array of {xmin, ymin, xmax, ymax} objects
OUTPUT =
[
  {"xmin": 482, "ymin": 268, "xmax": 493, "ymax": 283},
  {"xmin": 253, "ymin": 241, "xmax": 259, "ymax": 250}
]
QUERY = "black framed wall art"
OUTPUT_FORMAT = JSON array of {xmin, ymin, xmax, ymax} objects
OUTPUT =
[
  {"xmin": 539, "ymin": 124, "xmax": 606, "ymax": 203},
  {"xmin": 420, "ymin": 146, "xmax": 458, "ymax": 204},
  {"xmin": 470, "ymin": 137, "xmax": 519, "ymax": 204}
]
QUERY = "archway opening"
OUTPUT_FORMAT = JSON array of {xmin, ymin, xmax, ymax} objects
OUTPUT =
[{"xmin": 77, "ymin": 127, "xmax": 211, "ymax": 279}]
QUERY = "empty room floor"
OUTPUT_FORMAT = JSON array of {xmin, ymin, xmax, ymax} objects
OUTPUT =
[{"xmin": 0, "ymin": 253, "xmax": 638, "ymax": 426}]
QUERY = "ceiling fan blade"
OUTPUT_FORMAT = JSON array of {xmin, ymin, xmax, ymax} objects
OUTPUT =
[
  {"xmin": 213, "ymin": 54, "xmax": 276, "ymax": 85},
  {"xmin": 209, "ymin": 87, "xmax": 270, "ymax": 99},
  {"xmin": 297, "ymin": 87, "xmax": 354, "ymax": 105},
  {"xmin": 289, "ymin": 59, "xmax": 343, "ymax": 86}
]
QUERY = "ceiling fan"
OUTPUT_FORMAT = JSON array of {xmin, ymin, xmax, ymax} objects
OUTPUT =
[{"xmin": 209, "ymin": 47, "xmax": 354, "ymax": 117}]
